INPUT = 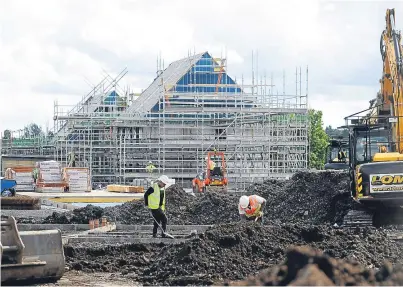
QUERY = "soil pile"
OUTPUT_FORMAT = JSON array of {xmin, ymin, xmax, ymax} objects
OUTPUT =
[
  {"xmin": 140, "ymin": 223, "xmax": 403, "ymax": 285},
  {"xmin": 252, "ymin": 170, "xmax": 352, "ymax": 225},
  {"xmin": 233, "ymin": 245, "xmax": 403, "ymax": 286},
  {"xmin": 64, "ymin": 242, "xmax": 159, "ymax": 278},
  {"xmin": 42, "ymin": 205, "xmax": 103, "ymax": 224},
  {"xmin": 39, "ymin": 170, "xmax": 352, "ymax": 226},
  {"xmin": 64, "ymin": 222, "xmax": 403, "ymax": 286},
  {"xmin": 103, "ymin": 189, "xmax": 240, "ymax": 225}
]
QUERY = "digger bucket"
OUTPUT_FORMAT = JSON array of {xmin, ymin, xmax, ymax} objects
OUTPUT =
[{"xmin": 1, "ymin": 217, "xmax": 65, "ymax": 284}]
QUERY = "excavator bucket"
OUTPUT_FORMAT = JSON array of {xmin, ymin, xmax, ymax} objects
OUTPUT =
[{"xmin": 1, "ymin": 216, "xmax": 65, "ymax": 284}]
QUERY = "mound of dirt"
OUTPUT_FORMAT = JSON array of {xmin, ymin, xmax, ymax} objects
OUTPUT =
[
  {"xmin": 233, "ymin": 245, "xmax": 403, "ymax": 286},
  {"xmin": 140, "ymin": 223, "xmax": 403, "ymax": 285},
  {"xmin": 103, "ymin": 189, "xmax": 240, "ymax": 225},
  {"xmin": 64, "ymin": 242, "xmax": 159, "ymax": 278},
  {"xmin": 40, "ymin": 171, "xmax": 352, "ymax": 226},
  {"xmin": 252, "ymin": 170, "xmax": 352, "ymax": 225},
  {"xmin": 64, "ymin": 222, "xmax": 403, "ymax": 286},
  {"xmin": 42, "ymin": 205, "xmax": 103, "ymax": 224}
]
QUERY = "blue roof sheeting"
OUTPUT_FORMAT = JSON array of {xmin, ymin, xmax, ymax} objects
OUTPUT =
[{"xmin": 128, "ymin": 51, "xmax": 252, "ymax": 116}]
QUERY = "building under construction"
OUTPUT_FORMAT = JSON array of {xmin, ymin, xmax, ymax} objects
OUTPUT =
[{"xmin": 1, "ymin": 51, "xmax": 309, "ymax": 189}]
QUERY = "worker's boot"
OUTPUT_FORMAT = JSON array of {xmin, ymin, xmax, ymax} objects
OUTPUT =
[
  {"xmin": 161, "ymin": 233, "xmax": 166, "ymax": 238},
  {"xmin": 152, "ymin": 233, "xmax": 157, "ymax": 238}
]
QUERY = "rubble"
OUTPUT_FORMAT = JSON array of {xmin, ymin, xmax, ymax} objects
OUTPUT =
[{"xmin": 232, "ymin": 246, "xmax": 403, "ymax": 286}]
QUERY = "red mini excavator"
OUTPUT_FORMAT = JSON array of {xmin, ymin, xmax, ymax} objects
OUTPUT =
[{"xmin": 192, "ymin": 151, "xmax": 228, "ymax": 193}]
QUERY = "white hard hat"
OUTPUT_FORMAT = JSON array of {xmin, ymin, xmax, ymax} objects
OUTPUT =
[
  {"xmin": 148, "ymin": 161, "xmax": 152, "ymax": 164},
  {"xmin": 239, "ymin": 195, "xmax": 249, "ymax": 208},
  {"xmin": 205, "ymin": 157, "xmax": 208, "ymax": 160},
  {"xmin": 158, "ymin": 175, "xmax": 171, "ymax": 185}
]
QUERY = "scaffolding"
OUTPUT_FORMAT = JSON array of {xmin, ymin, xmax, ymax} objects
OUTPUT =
[{"xmin": 50, "ymin": 51, "xmax": 309, "ymax": 190}]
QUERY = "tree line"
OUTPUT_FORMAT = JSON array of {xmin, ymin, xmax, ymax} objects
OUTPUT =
[{"xmin": 2, "ymin": 123, "xmax": 53, "ymax": 140}]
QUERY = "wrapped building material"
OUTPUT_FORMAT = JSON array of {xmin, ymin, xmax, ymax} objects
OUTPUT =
[
  {"xmin": 10, "ymin": 167, "xmax": 34, "ymax": 191},
  {"xmin": 63, "ymin": 168, "xmax": 91, "ymax": 192}
]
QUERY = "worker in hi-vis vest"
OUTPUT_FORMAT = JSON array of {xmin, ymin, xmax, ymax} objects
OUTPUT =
[{"xmin": 144, "ymin": 175, "xmax": 172, "ymax": 238}]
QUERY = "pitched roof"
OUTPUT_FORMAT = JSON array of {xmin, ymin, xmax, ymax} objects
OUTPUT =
[{"xmin": 127, "ymin": 52, "xmax": 206, "ymax": 113}]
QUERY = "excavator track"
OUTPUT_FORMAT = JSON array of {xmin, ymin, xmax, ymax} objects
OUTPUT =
[{"xmin": 342, "ymin": 209, "xmax": 375, "ymax": 230}]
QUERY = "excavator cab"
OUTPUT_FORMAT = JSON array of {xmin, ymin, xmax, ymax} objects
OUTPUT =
[
  {"xmin": 346, "ymin": 121, "xmax": 403, "ymax": 200},
  {"xmin": 341, "ymin": 116, "xmax": 403, "ymax": 228},
  {"xmin": 324, "ymin": 138, "xmax": 349, "ymax": 170}
]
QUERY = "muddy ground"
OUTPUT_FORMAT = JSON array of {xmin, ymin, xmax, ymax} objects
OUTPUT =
[
  {"xmin": 38, "ymin": 271, "xmax": 140, "ymax": 286},
  {"xmin": 64, "ymin": 222, "xmax": 403, "ymax": 286},
  {"xmin": 13, "ymin": 170, "xmax": 403, "ymax": 285}
]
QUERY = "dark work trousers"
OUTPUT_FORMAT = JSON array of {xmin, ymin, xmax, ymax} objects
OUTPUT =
[{"xmin": 151, "ymin": 208, "xmax": 167, "ymax": 236}]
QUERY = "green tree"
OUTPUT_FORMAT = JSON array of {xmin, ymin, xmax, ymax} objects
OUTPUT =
[
  {"xmin": 308, "ymin": 109, "xmax": 329, "ymax": 169},
  {"xmin": 23, "ymin": 123, "xmax": 44, "ymax": 138},
  {"xmin": 325, "ymin": 125, "xmax": 349, "ymax": 138},
  {"xmin": 3, "ymin": 129, "xmax": 11, "ymax": 139}
]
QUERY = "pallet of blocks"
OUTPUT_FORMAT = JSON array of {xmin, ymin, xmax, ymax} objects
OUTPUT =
[
  {"xmin": 11, "ymin": 167, "xmax": 35, "ymax": 191},
  {"xmin": 63, "ymin": 167, "xmax": 91, "ymax": 193},
  {"xmin": 35, "ymin": 160, "xmax": 66, "ymax": 193},
  {"xmin": 107, "ymin": 184, "xmax": 144, "ymax": 193}
]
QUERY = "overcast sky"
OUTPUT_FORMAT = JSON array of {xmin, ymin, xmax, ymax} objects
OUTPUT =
[{"xmin": 0, "ymin": 0, "xmax": 401, "ymax": 133}]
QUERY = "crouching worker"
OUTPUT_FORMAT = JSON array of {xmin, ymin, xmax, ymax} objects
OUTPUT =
[
  {"xmin": 144, "ymin": 175, "xmax": 172, "ymax": 238},
  {"xmin": 238, "ymin": 195, "xmax": 267, "ymax": 224}
]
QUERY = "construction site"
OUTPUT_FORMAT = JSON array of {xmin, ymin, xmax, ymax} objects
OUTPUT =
[
  {"xmin": 4, "ymin": 6, "xmax": 403, "ymax": 286},
  {"xmin": 2, "ymin": 51, "xmax": 309, "ymax": 190}
]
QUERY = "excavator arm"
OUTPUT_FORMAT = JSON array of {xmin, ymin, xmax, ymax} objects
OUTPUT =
[{"xmin": 379, "ymin": 8, "xmax": 403, "ymax": 153}]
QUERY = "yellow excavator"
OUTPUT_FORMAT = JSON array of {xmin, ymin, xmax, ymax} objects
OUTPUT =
[{"xmin": 342, "ymin": 8, "xmax": 403, "ymax": 228}]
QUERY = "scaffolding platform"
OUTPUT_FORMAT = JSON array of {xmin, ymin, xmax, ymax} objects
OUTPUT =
[{"xmin": 2, "ymin": 51, "xmax": 309, "ymax": 191}]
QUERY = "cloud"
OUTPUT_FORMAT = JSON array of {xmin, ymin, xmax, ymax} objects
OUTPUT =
[{"xmin": 0, "ymin": 0, "xmax": 401, "ymax": 133}]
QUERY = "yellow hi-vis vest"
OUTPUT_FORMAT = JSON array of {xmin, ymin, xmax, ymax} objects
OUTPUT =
[
  {"xmin": 147, "ymin": 183, "xmax": 166, "ymax": 211},
  {"xmin": 146, "ymin": 164, "xmax": 156, "ymax": 173}
]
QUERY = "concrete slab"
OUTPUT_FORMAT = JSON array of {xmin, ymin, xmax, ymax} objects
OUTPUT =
[
  {"xmin": 17, "ymin": 224, "xmax": 89, "ymax": 232},
  {"xmin": 17, "ymin": 190, "xmax": 143, "ymax": 203}
]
